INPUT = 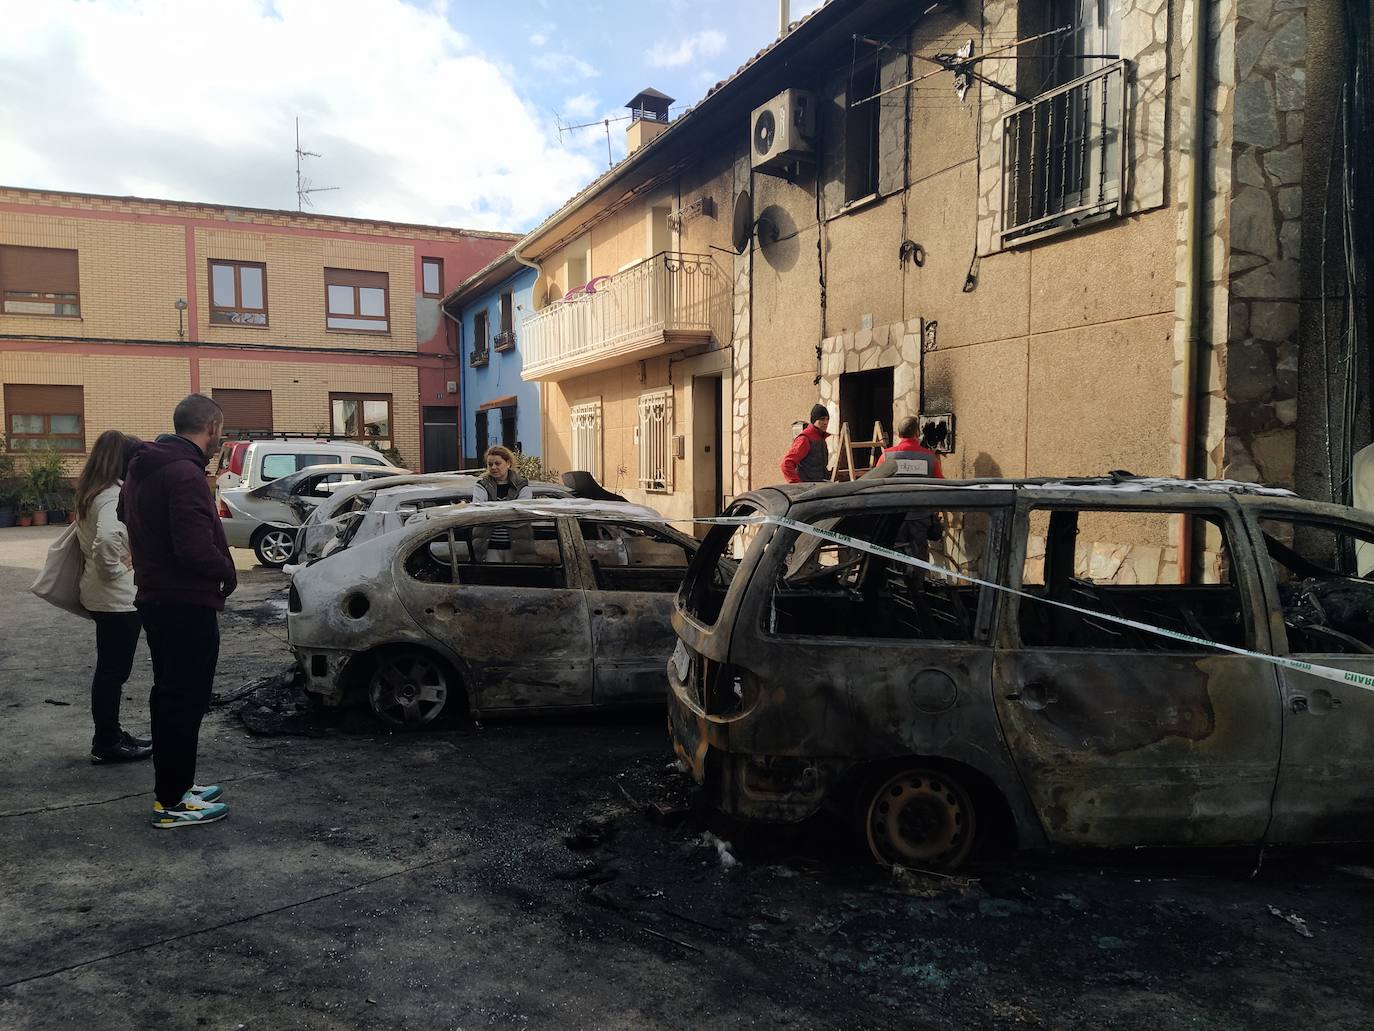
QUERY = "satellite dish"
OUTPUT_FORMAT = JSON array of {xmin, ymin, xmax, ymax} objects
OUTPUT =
[{"xmin": 731, "ymin": 190, "xmax": 753, "ymax": 254}]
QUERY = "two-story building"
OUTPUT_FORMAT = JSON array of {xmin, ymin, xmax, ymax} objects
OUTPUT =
[
  {"xmin": 0, "ymin": 187, "xmax": 516, "ymax": 473},
  {"xmin": 514, "ymin": 0, "xmax": 1361, "ymax": 561},
  {"xmin": 441, "ymin": 251, "xmax": 542, "ymax": 467}
]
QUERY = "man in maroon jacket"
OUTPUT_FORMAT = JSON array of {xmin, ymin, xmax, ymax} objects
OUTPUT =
[{"xmin": 120, "ymin": 394, "xmax": 236, "ymax": 829}]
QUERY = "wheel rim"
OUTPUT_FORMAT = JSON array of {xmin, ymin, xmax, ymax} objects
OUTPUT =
[
  {"xmin": 368, "ymin": 653, "xmax": 448, "ymax": 727},
  {"xmin": 258, "ymin": 529, "xmax": 295, "ymax": 565},
  {"xmin": 865, "ymin": 768, "xmax": 976, "ymax": 869}
]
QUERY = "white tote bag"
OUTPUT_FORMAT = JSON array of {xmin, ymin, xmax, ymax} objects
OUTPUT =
[{"xmin": 29, "ymin": 521, "xmax": 92, "ymax": 620}]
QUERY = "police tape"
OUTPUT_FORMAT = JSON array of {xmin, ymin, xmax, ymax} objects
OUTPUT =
[{"xmin": 310, "ymin": 502, "xmax": 1374, "ymax": 695}]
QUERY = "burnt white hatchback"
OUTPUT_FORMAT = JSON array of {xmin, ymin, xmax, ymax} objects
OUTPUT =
[{"xmin": 289, "ymin": 499, "xmax": 699, "ymax": 727}]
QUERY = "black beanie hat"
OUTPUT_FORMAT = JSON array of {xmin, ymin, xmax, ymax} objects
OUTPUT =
[{"xmin": 810, "ymin": 404, "xmax": 829, "ymax": 424}]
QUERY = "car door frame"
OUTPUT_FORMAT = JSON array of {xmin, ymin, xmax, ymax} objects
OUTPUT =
[
  {"xmin": 394, "ymin": 512, "xmax": 595, "ymax": 714},
  {"xmin": 992, "ymin": 491, "xmax": 1284, "ymax": 848},
  {"xmin": 565, "ymin": 516, "xmax": 695, "ymax": 706},
  {"xmin": 1240, "ymin": 502, "xmax": 1374, "ymax": 844}
]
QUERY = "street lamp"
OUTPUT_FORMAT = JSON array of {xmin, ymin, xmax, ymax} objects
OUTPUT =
[{"xmin": 174, "ymin": 298, "xmax": 188, "ymax": 340}]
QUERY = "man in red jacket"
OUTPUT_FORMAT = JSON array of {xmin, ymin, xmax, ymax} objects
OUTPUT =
[
  {"xmin": 877, "ymin": 416, "xmax": 945, "ymax": 478},
  {"xmin": 120, "ymin": 394, "xmax": 236, "ymax": 829},
  {"xmin": 781, "ymin": 404, "xmax": 832, "ymax": 483}
]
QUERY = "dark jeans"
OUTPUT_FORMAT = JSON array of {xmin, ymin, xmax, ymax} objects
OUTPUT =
[
  {"xmin": 140, "ymin": 603, "xmax": 220, "ymax": 808},
  {"xmin": 90, "ymin": 610, "xmax": 143, "ymax": 750}
]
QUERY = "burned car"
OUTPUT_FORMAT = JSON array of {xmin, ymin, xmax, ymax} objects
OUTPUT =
[
  {"xmin": 290, "ymin": 499, "xmax": 700, "ymax": 726},
  {"xmin": 218, "ymin": 463, "xmax": 407, "ymax": 568},
  {"xmin": 669, "ymin": 476, "xmax": 1374, "ymax": 869},
  {"xmin": 295, "ymin": 476, "xmax": 572, "ymax": 565}
]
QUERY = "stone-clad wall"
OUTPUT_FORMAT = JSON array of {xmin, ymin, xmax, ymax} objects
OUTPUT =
[{"xmin": 1221, "ymin": 0, "xmax": 1306, "ymax": 486}]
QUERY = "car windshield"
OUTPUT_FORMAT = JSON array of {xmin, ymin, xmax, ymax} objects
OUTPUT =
[{"xmin": 680, "ymin": 500, "xmax": 757, "ymax": 626}]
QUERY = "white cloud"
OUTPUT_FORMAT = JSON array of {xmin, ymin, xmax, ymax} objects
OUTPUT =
[
  {"xmin": 530, "ymin": 31, "xmax": 548, "ymax": 46},
  {"xmin": 648, "ymin": 29, "xmax": 727, "ymax": 69},
  {"xmin": 530, "ymin": 51, "xmax": 600, "ymax": 80},
  {"xmin": 0, "ymin": 0, "xmax": 598, "ymax": 231},
  {"xmin": 562, "ymin": 93, "xmax": 600, "ymax": 119}
]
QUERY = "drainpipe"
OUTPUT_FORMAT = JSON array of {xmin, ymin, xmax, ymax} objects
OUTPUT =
[
  {"xmin": 512, "ymin": 242, "xmax": 546, "ymax": 465},
  {"xmin": 440, "ymin": 303, "xmax": 466, "ymax": 466},
  {"xmin": 1177, "ymin": 0, "xmax": 1208, "ymax": 579}
]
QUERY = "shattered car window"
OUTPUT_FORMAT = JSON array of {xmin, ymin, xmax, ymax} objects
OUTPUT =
[
  {"xmin": 405, "ymin": 521, "xmax": 565, "ymax": 589},
  {"xmin": 1018, "ymin": 508, "xmax": 1249, "ymax": 651},
  {"xmin": 769, "ymin": 509, "xmax": 994, "ymax": 642},
  {"xmin": 581, "ymin": 520, "xmax": 691, "ymax": 593},
  {"xmin": 1259, "ymin": 516, "xmax": 1374, "ymax": 654},
  {"xmin": 681, "ymin": 501, "xmax": 758, "ymax": 626}
]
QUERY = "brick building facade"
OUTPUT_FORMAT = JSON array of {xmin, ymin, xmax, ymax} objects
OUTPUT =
[{"xmin": 0, "ymin": 188, "xmax": 516, "ymax": 473}]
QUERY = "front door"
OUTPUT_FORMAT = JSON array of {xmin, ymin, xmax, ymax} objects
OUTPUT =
[
  {"xmin": 993, "ymin": 502, "xmax": 1283, "ymax": 847},
  {"xmin": 422, "ymin": 407, "xmax": 459, "ymax": 472},
  {"xmin": 574, "ymin": 518, "xmax": 694, "ymax": 705},
  {"xmin": 397, "ymin": 517, "xmax": 593, "ymax": 711},
  {"xmin": 1249, "ymin": 511, "xmax": 1374, "ymax": 843}
]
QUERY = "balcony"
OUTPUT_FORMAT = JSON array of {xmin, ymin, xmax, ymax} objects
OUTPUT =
[
  {"xmin": 493, "ymin": 329, "xmax": 516, "ymax": 353},
  {"xmin": 522, "ymin": 251, "xmax": 731, "ymax": 382},
  {"xmin": 469, "ymin": 347, "xmax": 489, "ymax": 368}
]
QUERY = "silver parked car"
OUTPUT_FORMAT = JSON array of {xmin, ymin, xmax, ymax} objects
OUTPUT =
[
  {"xmin": 295, "ymin": 475, "xmax": 572, "ymax": 565},
  {"xmin": 288, "ymin": 499, "xmax": 699, "ymax": 727},
  {"xmin": 218, "ymin": 463, "xmax": 409, "ymax": 568}
]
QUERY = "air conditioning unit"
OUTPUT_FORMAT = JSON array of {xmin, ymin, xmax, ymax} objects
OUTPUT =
[{"xmin": 750, "ymin": 89, "xmax": 816, "ymax": 174}]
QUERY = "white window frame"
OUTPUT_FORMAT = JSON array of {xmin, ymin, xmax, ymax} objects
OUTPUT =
[
  {"xmin": 570, "ymin": 398, "xmax": 602, "ymax": 481},
  {"xmin": 636, "ymin": 389, "xmax": 673, "ymax": 493}
]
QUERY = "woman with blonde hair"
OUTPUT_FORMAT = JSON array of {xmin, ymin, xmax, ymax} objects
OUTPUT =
[
  {"xmin": 472, "ymin": 445, "xmax": 533, "ymax": 502},
  {"xmin": 74, "ymin": 430, "xmax": 151, "ymax": 764}
]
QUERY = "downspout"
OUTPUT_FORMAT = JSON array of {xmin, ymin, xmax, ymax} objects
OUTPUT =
[
  {"xmin": 440, "ymin": 303, "xmax": 466, "ymax": 467},
  {"xmin": 512, "ymin": 242, "xmax": 546, "ymax": 466},
  {"xmin": 1177, "ymin": 0, "xmax": 1208, "ymax": 578}
]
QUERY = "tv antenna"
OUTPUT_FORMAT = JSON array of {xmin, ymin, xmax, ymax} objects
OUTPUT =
[
  {"xmin": 851, "ymin": 26, "xmax": 1111, "ymax": 106},
  {"xmin": 295, "ymin": 117, "xmax": 340, "ymax": 211}
]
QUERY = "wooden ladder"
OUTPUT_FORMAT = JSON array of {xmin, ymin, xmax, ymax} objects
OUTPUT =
[{"xmin": 831, "ymin": 420, "xmax": 888, "ymax": 481}]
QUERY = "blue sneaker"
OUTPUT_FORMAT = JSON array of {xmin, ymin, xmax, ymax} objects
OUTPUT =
[
  {"xmin": 186, "ymin": 785, "xmax": 223, "ymax": 803},
  {"xmin": 151, "ymin": 798, "xmax": 229, "ymax": 829}
]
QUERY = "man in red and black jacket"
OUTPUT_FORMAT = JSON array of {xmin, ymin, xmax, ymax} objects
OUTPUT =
[
  {"xmin": 120, "ymin": 394, "xmax": 236, "ymax": 829},
  {"xmin": 876, "ymin": 415, "xmax": 945, "ymax": 478},
  {"xmin": 780, "ymin": 404, "xmax": 832, "ymax": 483}
]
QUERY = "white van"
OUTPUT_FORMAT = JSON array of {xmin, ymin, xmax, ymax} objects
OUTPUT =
[{"xmin": 214, "ymin": 438, "xmax": 399, "ymax": 494}]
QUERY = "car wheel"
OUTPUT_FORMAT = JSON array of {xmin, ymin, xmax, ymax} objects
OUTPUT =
[
  {"xmin": 253, "ymin": 526, "xmax": 296, "ymax": 568},
  {"xmin": 861, "ymin": 766, "xmax": 977, "ymax": 870},
  {"xmin": 368, "ymin": 650, "xmax": 449, "ymax": 728}
]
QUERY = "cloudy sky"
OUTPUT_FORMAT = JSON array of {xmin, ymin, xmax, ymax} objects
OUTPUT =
[{"xmin": 0, "ymin": 0, "xmax": 824, "ymax": 232}]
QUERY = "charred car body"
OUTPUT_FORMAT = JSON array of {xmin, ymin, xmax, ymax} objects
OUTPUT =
[
  {"xmin": 668, "ymin": 476, "xmax": 1374, "ymax": 868},
  {"xmin": 289, "ymin": 499, "xmax": 700, "ymax": 726}
]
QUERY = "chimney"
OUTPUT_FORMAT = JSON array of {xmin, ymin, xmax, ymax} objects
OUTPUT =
[
  {"xmin": 625, "ymin": 88, "xmax": 675, "ymax": 154},
  {"xmin": 779, "ymin": 0, "xmax": 790, "ymax": 36}
]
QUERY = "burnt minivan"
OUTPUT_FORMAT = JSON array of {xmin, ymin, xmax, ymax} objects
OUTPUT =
[{"xmin": 668, "ymin": 476, "xmax": 1374, "ymax": 868}]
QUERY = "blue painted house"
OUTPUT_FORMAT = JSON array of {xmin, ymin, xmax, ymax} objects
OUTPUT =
[{"xmin": 442, "ymin": 251, "xmax": 541, "ymax": 467}]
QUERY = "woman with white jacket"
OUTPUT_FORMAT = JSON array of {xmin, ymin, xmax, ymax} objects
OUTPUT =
[{"xmin": 73, "ymin": 430, "xmax": 151, "ymax": 764}]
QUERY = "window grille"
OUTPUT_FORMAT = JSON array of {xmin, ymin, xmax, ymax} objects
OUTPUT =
[
  {"xmin": 570, "ymin": 400, "xmax": 602, "ymax": 480},
  {"xmin": 1000, "ymin": 60, "xmax": 1127, "ymax": 246},
  {"xmin": 637, "ymin": 389, "xmax": 673, "ymax": 493}
]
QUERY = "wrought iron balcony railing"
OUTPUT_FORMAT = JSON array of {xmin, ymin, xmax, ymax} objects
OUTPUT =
[{"xmin": 521, "ymin": 251, "xmax": 730, "ymax": 381}]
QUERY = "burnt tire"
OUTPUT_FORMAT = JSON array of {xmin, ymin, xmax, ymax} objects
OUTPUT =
[
  {"xmin": 861, "ymin": 766, "xmax": 977, "ymax": 870},
  {"xmin": 253, "ymin": 526, "xmax": 296, "ymax": 568},
  {"xmin": 367, "ymin": 650, "xmax": 450, "ymax": 729}
]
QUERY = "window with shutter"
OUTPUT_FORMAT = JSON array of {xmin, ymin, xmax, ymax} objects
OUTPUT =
[
  {"xmin": 0, "ymin": 246, "xmax": 80, "ymax": 318},
  {"xmin": 324, "ymin": 268, "xmax": 389, "ymax": 332},
  {"xmin": 4, "ymin": 384, "xmax": 84, "ymax": 450},
  {"xmin": 212, "ymin": 389, "xmax": 273, "ymax": 436}
]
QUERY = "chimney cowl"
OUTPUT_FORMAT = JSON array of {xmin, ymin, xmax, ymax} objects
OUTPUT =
[{"xmin": 625, "ymin": 87, "xmax": 675, "ymax": 124}]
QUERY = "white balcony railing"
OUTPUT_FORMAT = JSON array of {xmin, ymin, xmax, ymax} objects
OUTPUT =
[{"xmin": 522, "ymin": 251, "xmax": 730, "ymax": 380}]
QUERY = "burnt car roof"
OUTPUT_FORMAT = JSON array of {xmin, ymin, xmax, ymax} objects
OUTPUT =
[
  {"xmin": 245, "ymin": 464, "xmax": 407, "ymax": 500},
  {"xmin": 410, "ymin": 498, "xmax": 665, "ymax": 527},
  {"xmin": 733, "ymin": 476, "xmax": 1371, "ymax": 527}
]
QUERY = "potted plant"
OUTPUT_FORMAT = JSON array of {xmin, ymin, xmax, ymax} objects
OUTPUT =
[
  {"xmin": 0, "ymin": 440, "xmax": 17, "ymax": 528},
  {"xmin": 23, "ymin": 447, "xmax": 69, "ymax": 528}
]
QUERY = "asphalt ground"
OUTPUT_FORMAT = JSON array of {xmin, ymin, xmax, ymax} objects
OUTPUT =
[{"xmin": 2, "ymin": 525, "xmax": 1373, "ymax": 1030}]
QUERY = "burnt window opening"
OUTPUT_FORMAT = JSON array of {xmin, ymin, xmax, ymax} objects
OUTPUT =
[
  {"xmin": 1018, "ymin": 508, "xmax": 1249, "ymax": 651},
  {"xmin": 682, "ymin": 500, "xmax": 760, "ymax": 625},
  {"xmin": 407, "ymin": 521, "xmax": 566, "ymax": 589},
  {"xmin": 767, "ymin": 508, "xmax": 997, "ymax": 642},
  {"xmin": 581, "ymin": 520, "xmax": 691, "ymax": 593},
  {"xmin": 844, "ymin": 61, "xmax": 881, "ymax": 203},
  {"xmin": 1258, "ymin": 516, "xmax": 1374, "ymax": 654}
]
